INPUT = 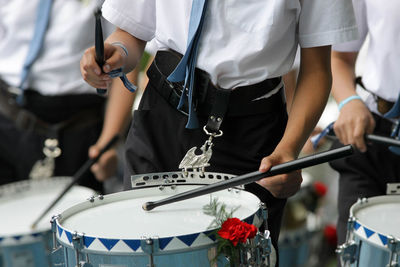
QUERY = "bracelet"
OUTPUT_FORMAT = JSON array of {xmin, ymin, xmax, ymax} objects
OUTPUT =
[
  {"xmin": 111, "ymin": 42, "xmax": 129, "ymax": 57},
  {"xmin": 338, "ymin": 95, "xmax": 362, "ymax": 111}
]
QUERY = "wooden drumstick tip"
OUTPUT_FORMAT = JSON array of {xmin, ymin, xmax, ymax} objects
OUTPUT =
[
  {"xmin": 142, "ymin": 201, "xmax": 155, "ymax": 211},
  {"xmin": 30, "ymin": 222, "xmax": 38, "ymax": 230}
]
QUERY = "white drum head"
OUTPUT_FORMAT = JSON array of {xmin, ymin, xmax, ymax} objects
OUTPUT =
[
  {"xmin": 350, "ymin": 195, "xmax": 400, "ymax": 242},
  {"xmin": 56, "ymin": 186, "xmax": 262, "ymax": 253},
  {"xmin": 0, "ymin": 177, "xmax": 96, "ymax": 238}
]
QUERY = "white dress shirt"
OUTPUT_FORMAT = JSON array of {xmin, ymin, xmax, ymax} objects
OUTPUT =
[
  {"xmin": 103, "ymin": 0, "xmax": 357, "ymax": 90},
  {"xmin": 0, "ymin": 0, "xmax": 113, "ymax": 96},
  {"xmin": 333, "ymin": 0, "xmax": 400, "ymax": 112}
]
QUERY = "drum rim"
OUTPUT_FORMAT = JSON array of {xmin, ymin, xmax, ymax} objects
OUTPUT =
[
  {"xmin": 349, "ymin": 195, "xmax": 400, "ymax": 248},
  {"xmin": 54, "ymin": 185, "xmax": 263, "ymax": 253}
]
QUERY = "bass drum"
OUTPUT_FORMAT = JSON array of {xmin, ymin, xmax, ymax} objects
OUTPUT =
[{"xmin": 0, "ymin": 177, "xmax": 96, "ymax": 267}]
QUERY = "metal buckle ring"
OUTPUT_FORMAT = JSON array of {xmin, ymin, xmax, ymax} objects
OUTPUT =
[{"xmin": 203, "ymin": 125, "xmax": 223, "ymax": 137}]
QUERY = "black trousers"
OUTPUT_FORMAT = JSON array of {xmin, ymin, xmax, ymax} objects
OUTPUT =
[
  {"xmin": 0, "ymin": 90, "xmax": 105, "ymax": 193},
  {"xmin": 330, "ymin": 114, "xmax": 400, "ymax": 247},
  {"xmin": 123, "ymin": 71, "xmax": 288, "ymax": 264}
]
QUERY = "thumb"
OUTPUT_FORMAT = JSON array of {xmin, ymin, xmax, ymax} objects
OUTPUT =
[
  {"xmin": 88, "ymin": 145, "xmax": 100, "ymax": 159},
  {"xmin": 103, "ymin": 43, "xmax": 126, "ymax": 72}
]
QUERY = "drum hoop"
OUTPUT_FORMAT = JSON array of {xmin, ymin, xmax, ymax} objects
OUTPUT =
[
  {"xmin": 55, "ymin": 185, "xmax": 263, "ymax": 254},
  {"xmin": 0, "ymin": 176, "xmax": 73, "ymax": 197},
  {"xmin": 349, "ymin": 195, "xmax": 400, "ymax": 248}
]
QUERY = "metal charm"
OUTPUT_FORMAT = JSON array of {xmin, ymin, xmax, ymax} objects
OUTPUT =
[
  {"xmin": 179, "ymin": 126, "xmax": 222, "ymax": 176},
  {"xmin": 29, "ymin": 138, "xmax": 61, "ymax": 179},
  {"xmin": 387, "ymin": 183, "xmax": 400, "ymax": 195}
]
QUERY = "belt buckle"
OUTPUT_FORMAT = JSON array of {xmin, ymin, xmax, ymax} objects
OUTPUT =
[
  {"xmin": 165, "ymin": 80, "xmax": 191, "ymax": 116},
  {"xmin": 377, "ymin": 97, "xmax": 394, "ymax": 114}
]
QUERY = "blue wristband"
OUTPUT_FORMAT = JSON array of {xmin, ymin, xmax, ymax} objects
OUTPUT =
[
  {"xmin": 111, "ymin": 42, "xmax": 128, "ymax": 57},
  {"xmin": 338, "ymin": 95, "xmax": 362, "ymax": 111}
]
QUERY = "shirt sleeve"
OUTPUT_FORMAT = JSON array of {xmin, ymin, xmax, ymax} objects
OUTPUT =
[
  {"xmin": 102, "ymin": 0, "xmax": 156, "ymax": 41},
  {"xmin": 298, "ymin": 0, "xmax": 358, "ymax": 48},
  {"xmin": 333, "ymin": 0, "xmax": 368, "ymax": 52}
]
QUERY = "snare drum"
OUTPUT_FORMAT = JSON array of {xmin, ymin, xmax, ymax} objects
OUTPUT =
[
  {"xmin": 53, "ymin": 184, "xmax": 266, "ymax": 267},
  {"xmin": 337, "ymin": 195, "xmax": 400, "ymax": 267},
  {"xmin": 0, "ymin": 178, "xmax": 96, "ymax": 267}
]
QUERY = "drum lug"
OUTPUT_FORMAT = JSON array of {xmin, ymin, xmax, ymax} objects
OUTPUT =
[
  {"xmin": 141, "ymin": 237, "xmax": 160, "ymax": 267},
  {"xmin": 71, "ymin": 232, "xmax": 91, "ymax": 267},
  {"xmin": 239, "ymin": 230, "xmax": 272, "ymax": 267},
  {"xmin": 51, "ymin": 214, "xmax": 62, "ymax": 251},
  {"xmin": 51, "ymin": 246, "xmax": 66, "ymax": 267},
  {"xmin": 387, "ymin": 236, "xmax": 400, "ymax": 267},
  {"xmin": 259, "ymin": 202, "xmax": 268, "ymax": 231},
  {"xmin": 345, "ymin": 216, "xmax": 356, "ymax": 243},
  {"xmin": 78, "ymin": 262, "xmax": 93, "ymax": 267},
  {"xmin": 51, "ymin": 214, "xmax": 65, "ymax": 265},
  {"xmin": 336, "ymin": 241, "xmax": 359, "ymax": 266},
  {"xmin": 259, "ymin": 230, "xmax": 272, "ymax": 267}
]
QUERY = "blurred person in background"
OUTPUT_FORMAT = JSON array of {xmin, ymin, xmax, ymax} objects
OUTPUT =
[
  {"xmin": 0, "ymin": 0, "xmax": 136, "ymax": 193},
  {"xmin": 329, "ymin": 0, "xmax": 400, "ymax": 253}
]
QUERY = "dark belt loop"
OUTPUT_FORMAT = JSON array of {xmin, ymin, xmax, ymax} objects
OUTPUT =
[{"xmin": 205, "ymin": 87, "xmax": 231, "ymax": 133}]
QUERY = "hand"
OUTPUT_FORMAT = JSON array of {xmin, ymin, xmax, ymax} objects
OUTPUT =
[
  {"xmin": 333, "ymin": 100, "xmax": 375, "ymax": 152},
  {"xmin": 80, "ymin": 43, "xmax": 127, "ymax": 89},
  {"xmin": 256, "ymin": 151, "xmax": 303, "ymax": 198},
  {"xmin": 88, "ymin": 144, "xmax": 118, "ymax": 182}
]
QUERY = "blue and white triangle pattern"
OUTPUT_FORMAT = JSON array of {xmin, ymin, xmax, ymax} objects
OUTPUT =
[
  {"xmin": 353, "ymin": 221, "xmax": 390, "ymax": 247},
  {"xmin": 56, "ymin": 211, "xmax": 262, "ymax": 253},
  {"xmin": 0, "ymin": 231, "xmax": 47, "ymax": 246}
]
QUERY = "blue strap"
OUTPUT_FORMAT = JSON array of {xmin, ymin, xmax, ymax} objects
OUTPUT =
[
  {"xmin": 383, "ymin": 94, "xmax": 400, "ymax": 154},
  {"xmin": 167, "ymin": 0, "xmax": 209, "ymax": 129},
  {"xmin": 108, "ymin": 68, "xmax": 137, "ymax": 92},
  {"xmin": 17, "ymin": 0, "xmax": 53, "ymax": 104},
  {"xmin": 310, "ymin": 122, "xmax": 335, "ymax": 149},
  {"xmin": 388, "ymin": 120, "xmax": 400, "ymax": 155}
]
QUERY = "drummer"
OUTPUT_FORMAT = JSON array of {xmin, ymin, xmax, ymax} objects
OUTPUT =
[
  {"xmin": 80, "ymin": 0, "xmax": 357, "ymax": 264},
  {"xmin": 0, "ymin": 0, "xmax": 135, "ymax": 193},
  {"xmin": 329, "ymin": 0, "xmax": 400, "ymax": 252}
]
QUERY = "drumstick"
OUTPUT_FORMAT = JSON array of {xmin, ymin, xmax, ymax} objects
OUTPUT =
[
  {"xmin": 365, "ymin": 134, "xmax": 400, "ymax": 147},
  {"xmin": 30, "ymin": 134, "xmax": 120, "ymax": 230},
  {"xmin": 324, "ymin": 134, "xmax": 400, "ymax": 147},
  {"xmin": 142, "ymin": 145, "xmax": 354, "ymax": 211},
  {"xmin": 94, "ymin": 9, "xmax": 107, "ymax": 95},
  {"xmin": 314, "ymin": 123, "xmax": 400, "ymax": 148}
]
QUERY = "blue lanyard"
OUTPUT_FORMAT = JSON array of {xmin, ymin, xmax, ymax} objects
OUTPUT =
[
  {"xmin": 17, "ymin": 0, "xmax": 53, "ymax": 105},
  {"xmin": 167, "ymin": 0, "xmax": 209, "ymax": 129}
]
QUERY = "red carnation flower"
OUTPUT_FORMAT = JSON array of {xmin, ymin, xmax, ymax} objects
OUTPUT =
[
  {"xmin": 217, "ymin": 218, "xmax": 258, "ymax": 246},
  {"xmin": 313, "ymin": 181, "xmax": 327, "ymax": 197},
  {"xmin": 324, "ymin": 224, "xmax": 337, "ymax": 246}
]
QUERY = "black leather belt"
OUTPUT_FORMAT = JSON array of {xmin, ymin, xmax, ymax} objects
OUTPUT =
[
  {"xmin": 0, "ymin": 79, "xmax": 104, "ymax": 136},
  {"xmin": 147, "ymin": 50, "xmax": 285, "ymax": 117}
]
